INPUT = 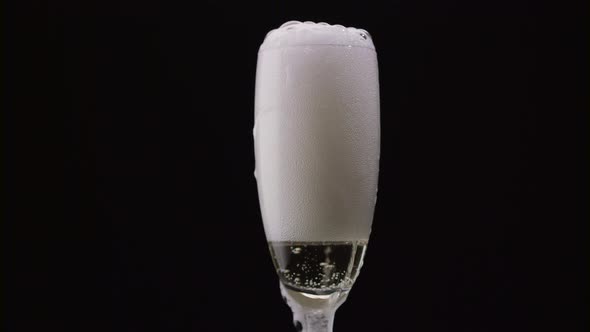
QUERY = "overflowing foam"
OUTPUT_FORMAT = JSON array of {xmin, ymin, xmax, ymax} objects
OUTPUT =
[
  {"xmin": 254, "ymin": 21, "xmax": 380, "ymax": 242},
  {"xmin": 260, "ymin": 21, "xmax": 375, "ymax": 51}
]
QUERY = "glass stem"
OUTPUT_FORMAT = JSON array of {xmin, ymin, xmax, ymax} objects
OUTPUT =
[
  {"xmin": 280, "ymin": 283, "xmax": 348, "ymax": 332},
  {"xmin": 292, "ymin": 307, "xmax": 335, "ymax": 332}
]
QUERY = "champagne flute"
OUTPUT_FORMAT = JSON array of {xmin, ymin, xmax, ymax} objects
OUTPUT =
[{"xmin": 254, "ymin": 21, "xmax": 380, "ymax": 332}]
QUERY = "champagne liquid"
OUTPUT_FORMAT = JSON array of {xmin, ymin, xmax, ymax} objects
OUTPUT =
[{"xmin": 268, "ymin": 241, "xmax": 367, "ymax": 295}]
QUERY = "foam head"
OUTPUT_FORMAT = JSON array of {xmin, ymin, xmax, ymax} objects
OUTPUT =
[
  {"xmin": 260, "ymin": 21, "xmax": 375, "ymax": 51},
  {"xmin": 254, "ymin": 21, "xmax": 380, "ymax": 242}
]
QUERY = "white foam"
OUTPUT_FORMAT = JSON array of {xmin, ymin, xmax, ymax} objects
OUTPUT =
[
  {"xmin": 254, "ymin": 21, "xmax": 380, "ymax": 242},
  {"xmin": 260, "ymin": 21, "xmax": 375, "ymax": 51}
]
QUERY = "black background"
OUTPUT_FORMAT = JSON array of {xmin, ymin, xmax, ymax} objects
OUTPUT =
[{"xmin": 5, "ymin": 0, "xmax": 588, "ymax": 331}]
